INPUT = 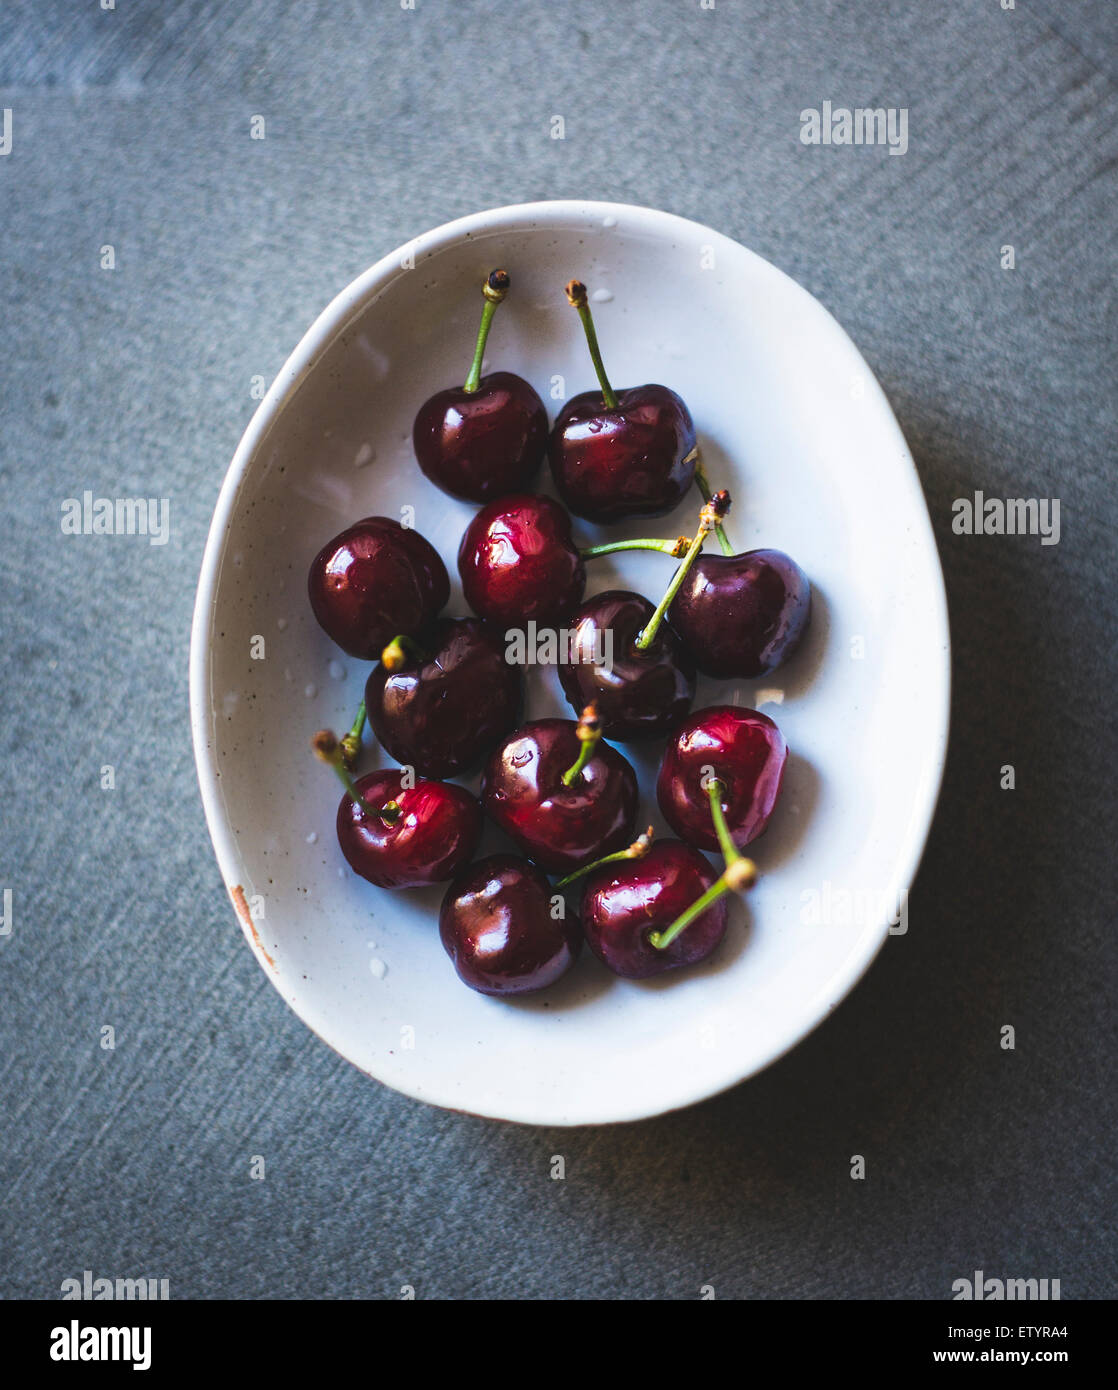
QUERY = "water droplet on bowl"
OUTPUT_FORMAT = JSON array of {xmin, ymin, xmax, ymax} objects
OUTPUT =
[
  {"xmin": 368, "ymin": 957, "xmax": 387, "ymax": 980},
  {"xmin": 306, "ymin": 831, "xmax": 318, "ymax": 844},
  {"xmin": 602, "ymin": 215, "xmax": 617, "ymax": 228},
  {"xmin": 277, "ymin": 617, "xmax": 288, "ymax": 631},
  {"xmin": 328, "ymin": 659, "xmax": 345, "ymax": 681},
  {"xmin": 304, "ymin": 682, "xmax": 317, "ymax": 698},
  {"xmin": 591, "ymin": 288, "xmax": 614, "ymax": 304},
  {"xmin": 354, "ymin": 442, "xmax": 375, "ymax": 468}
]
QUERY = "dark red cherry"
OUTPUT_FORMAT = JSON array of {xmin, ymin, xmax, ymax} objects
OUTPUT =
[
  {"xmin": 557, "ymin": 590, "xmax": 695, "ymax": 741},
  {"xmin": 458, "ymin": 493, "xmax": 586, "ymax": 628},
  {"xmin": 547, "ymin": 282, "xmax": 696, "ymax": 523},
  {"xmin": 307, "ymin": 517, "xmax": 449, "ymax": 661},
  {"xmin": 657, "ymin": 706, "xmax": 787, "ymax": 853},
  {"xmin": 440, "ymin": 854, "xmax": 580, "ymax": 996},
  {"xmin": 579, "ymin": 839, "xmax": 727, "ymax": 979},
  {"xmin": 365, "ymin": 618, "xmax": 523, "ymax": 779},
  {"xmin": 334, "ymin": 767, "xmax": 480, "ymax": 890},
  {"xmin": 415, "ymin": 372, "xmax": 547, "ymax": 502},
  {"xmin": 481, "ymin": 713, "xmax": 638, "ymax": 876},
  {"xmin": 414, "ymin": 271, "xmax": 548, "ymax": 502},
  {"xmin": 669, "ymin": 549, "xmax": 811, "ymax": 679}
]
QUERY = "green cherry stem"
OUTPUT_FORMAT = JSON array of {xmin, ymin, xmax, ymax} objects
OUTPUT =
[
  {"xmin": 312, "ymin": 729, "xmax": 379, "ymax": 818},
  {"xmin": 381, "ymin": 633, "xmax": 430, "ymax": 671},
  {"xmin": 648, "ymin": 857, "xmax": 757, "ymax": 951},
  {"xmin": 581, "ymin": 535, "xmax": 690, "ymax": 561},
  {"xmin": 554, "ymin": 827, "xmax": 654, "ymax": 889},
  {"xmin": 694, "ymin": 452, "xmax": 734, "ymax": 556},
  {"xmin": 561, "ymin": 704, "xmax": 603, "ymax": 787},
  {"xmin": 463, "ymin": 269, "xmax": 510, "ymax": 394},
  {"xmin": 339, "ymin": 699, "xmax": 367, "ymax": 769},
  {"xmin": 705, "ymin": 777, "xmax": 743, "ymax": 866},
  {"xmin": 649, "ymin": 772, "xmax": 758, "ymax": 951},
  {"xmin": 634, "ymin": 490, "xmax": 732, "ymax": 652},
  {"xmin": 566, "ymin": 280, "xmax": 619, "ymax": 410}
]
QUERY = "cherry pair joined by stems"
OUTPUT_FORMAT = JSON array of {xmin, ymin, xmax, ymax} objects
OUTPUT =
[
  {"xmin": 557, "ymin": 491, "xmax": 730, "ymax": 739},
  {"xmin": 312, "ymin": 730, "xmax": 479, "ymax": 890},
  {"xmin": 580, "ymin": 505, "xmax": 811, "ymax": 683},
  {"xmin": 414, "ymin": 270, "xmax": 549, "ymax": 503},
  {"xmin": 560, "ymin": 774, "xmax": 758, "ymax": 979}
]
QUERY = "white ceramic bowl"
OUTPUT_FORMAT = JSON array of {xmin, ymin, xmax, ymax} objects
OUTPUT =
[{"xmin": 190, "ymin": 200, "xmax": 950, "ymax": 1126}]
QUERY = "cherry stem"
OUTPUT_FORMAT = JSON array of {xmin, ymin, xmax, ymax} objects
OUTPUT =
[
  {"xmin": 634, "ymin": 490, "xmax": 732, "ymax": 652},
  {"xmin": 704, "ymin": 776, "xmax": 743, "ymax": 866},
  {"xmin": 379, "ymin": 800, "xmax": 402, "ymax": 826},
  {"xmin": 554, "ymin": 827, "xmax": 654, "ymax": 889},
  {"xmin": 566, "ymin": 280, "xmax": 619, "ymax": 410},
  {"xmin": 694, "ymin": 454, "xmax": 734, "ymax": 556},
  {"xmin": 340, "ymin": 699, "xmax": 366, "ymax": 769},
  {"xmin": 381, "ymin": 633, "xmax": 429, "ymax": 671},
  {"xmin": 581, "ymin": 535, "xmax": 690, "ymax": 560},
  {"xmin": 312, "ymin": 730, "xmax": 378, "ymax": 818},
  {"xmin": 463, "ymin": 269, "xmax": 510, "ymax": 394},
  {"xmin": 648, "ymin": 857, "xmax": 757, "ymax": 951},
  {"xmin": 561, "ymin": 704, "xmax": 603, "ymax": 786}
]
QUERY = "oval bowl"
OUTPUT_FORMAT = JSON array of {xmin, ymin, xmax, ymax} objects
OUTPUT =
[{"xmin": 190, "ymin": 200, "xmax": 950, "ymax": 1126}]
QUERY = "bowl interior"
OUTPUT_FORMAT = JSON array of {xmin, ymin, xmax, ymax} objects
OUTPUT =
[{"xmin": 192, "ymin": 202, "xmax": 948, "ymax": 1125}]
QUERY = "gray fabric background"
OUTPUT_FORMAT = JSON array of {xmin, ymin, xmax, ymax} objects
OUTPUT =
[{"xmin": 1, "ymin": 0, "xmax": 1115, "ymax": 1300}]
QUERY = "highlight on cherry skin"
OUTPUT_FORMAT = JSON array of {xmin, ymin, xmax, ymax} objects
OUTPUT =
[
  {"xmin": 413, "ymin": 269, "xmax": 549, "ymax": 503},
  {"xmin": 312, "ymin": 731, "xmax": 480, "ymax": 890},
  {"xmin": 307, "ymin": 516, "xmax": 449, "ymax": 661},
  {"xmin": 439, "ymin": 854, "xmax": 581, "ymax": 997}
]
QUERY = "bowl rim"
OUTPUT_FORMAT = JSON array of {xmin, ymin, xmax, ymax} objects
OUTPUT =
[{"xmin": 189, "ymin": 198, "xmax": 952, "ymax": 1125}]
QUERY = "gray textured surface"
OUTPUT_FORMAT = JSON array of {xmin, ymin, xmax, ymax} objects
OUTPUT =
[{"xmin": 1, "ymin": 0, "xmax": 1115, "ymax": 1300}]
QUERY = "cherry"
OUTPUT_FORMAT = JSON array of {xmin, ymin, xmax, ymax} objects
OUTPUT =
[
  {"xmin": 413, "ymin": 270, "xmax": 548, "ymax": 503},
  {"xmin": 313, "ymin": 733, "xmax": 479, "ymax": 889},
  {"xmin": 565, "ymin": 779, "xmax": 760, "ymax": 978},
  {"xmin": 547, "ymin": 281, "xmax": 697, "ymax": 523},
  {"xmin": 575, "ymin": 838, "xmax": 730, "ymax": 979},
  {"xmin": 669, "ymin": 548, "xmax": 811, "ymax": 679},
  {"xmin": 307, "ymin": 517, "xmax": 449, "ymax": 661},
  {"xmin": 365, "ymin": 618, "xmax": 523, "ymax": 779},
  {"xmin": 439, "ymin": 854, "xmax": 580, "ymax": 996},
  {"xmin": 557, "ymin": 590, "xmax": 694, "ymax": 741},
  {"xmin": 657, "ymin": 706, "xmax": 787, "ymax": 853},
  {"xmin": 481, "ymin": 706, "xmax": 638, "ymax": 876},
  {"xmin": 458, "ymin": 493, "xmax": 585, "ymax": 628},
  {"xmin": 557, "ymin": 494, "xmax": 729, "ymax": 739}
]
